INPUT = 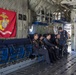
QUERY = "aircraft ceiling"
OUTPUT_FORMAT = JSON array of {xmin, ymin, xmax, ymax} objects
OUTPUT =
[
  {"xmin": 29, "ymin": 0, "xmax": 76, "ymax": 12},
  {"xmin": 29, "ymin": 0, "xmax": 64, "ymax": 12}
]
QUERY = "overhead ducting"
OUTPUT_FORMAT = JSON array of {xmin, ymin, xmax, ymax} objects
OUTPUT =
[{"xmin": 29, "ymin": 0, "xmax": 59, "ymax": 12}]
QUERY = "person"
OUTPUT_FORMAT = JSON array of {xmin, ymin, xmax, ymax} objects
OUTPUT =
[
  {"xmin": 56, "ymin": 34, "xmax": 63, "ymax": 58},
  {"xmin": 43, "ymin": 33, "xmax": 59, "ymax": 63},
  {"xmin": 39, "ymin": 34, "xmax": 45, "ymax": 49},
  {"xmin": 32, "ymin": 33, "xmax": 51, "ymax": 64},
  {"xmin": 58, "ymin": 27, "xmax": 69, "ymax": 56},
  {"xmin": 50, "ymin": 34, "xmax": 56, "ymax": 45}
]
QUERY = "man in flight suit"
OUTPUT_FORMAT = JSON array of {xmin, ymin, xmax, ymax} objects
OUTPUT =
[
  {"xmin": 43, "ymin": 34, "xmax": 59, "ymax": 63},
  {"xmin": 58, "ymin": 27, "xmax": 69, "ymax": 57},
  {"xmin": 32, "ymin": 33, "xmax": 51, "ymax": 64}
]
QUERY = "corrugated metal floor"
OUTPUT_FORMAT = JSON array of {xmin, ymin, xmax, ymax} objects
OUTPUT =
[
  {"xmin": 7, "ymin": 52, "xmax": 76, "ymax": 75},
  {"xmin": 7, "ymin": 45, "xmax": 76, "ymax": 75}
]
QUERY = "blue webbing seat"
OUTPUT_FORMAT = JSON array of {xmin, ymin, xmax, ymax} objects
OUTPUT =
[
  {"xmin": 25, "ymin": 44, "xmax": 33, "ymax": 57},
  {"xmin": 0, "ymin": 48, "xmax": 8, "ymax": 64},
  {"xmin": 14, "ymin": 45, "xmax": 25, "ymax": 59},
  {"xmin": 0, "ymin": 38, "xmax": 34, "ymax": 63},
  {"xmin": 8, "ymin": 45, "xmax": 18, "ymax": 62}
]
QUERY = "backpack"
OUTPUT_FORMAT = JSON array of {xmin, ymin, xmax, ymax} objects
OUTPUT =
[{"xmin": 59, "ymin": 30, "xmax": 68, "ymax": 45}]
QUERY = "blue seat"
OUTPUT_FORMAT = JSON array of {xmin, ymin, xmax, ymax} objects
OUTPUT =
[
  {"xmin": 0, "ymin": 48, "xmax": 8, "ymax": 64},
  {"xmin": 8, "ymin": 46, "xmax": 18, "ymax": 62},
  {"xmin": 16, "ymin": 46, "xmax": 25, "ymax": 59},
  {"xmin": 0, "ymin": 38, "xmax": 33, "ymax": 63},
  {"xmin": 25, "ymin": 44, "xmax": 33, "ymax": 57}
]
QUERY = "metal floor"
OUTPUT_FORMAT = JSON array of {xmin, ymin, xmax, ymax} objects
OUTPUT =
[
  {"xmin": 7, "ymin": 45, "xmax": 76, "ymax": 75},
  {"xmin": 6, "ymin": 51, "xmax": 76, "ymax": 75}
]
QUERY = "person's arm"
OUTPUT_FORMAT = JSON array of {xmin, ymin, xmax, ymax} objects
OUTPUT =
[
  {"xmin": 32, "ymin": 41, "xmax": 39, "ymax": 50},
  {"xmin": 44, "ymin": 39, "xmax": 55, "ymax": 47},
  {"xmin": 65, "ymin": 30, "xmax": 69, "ymax": 39}
]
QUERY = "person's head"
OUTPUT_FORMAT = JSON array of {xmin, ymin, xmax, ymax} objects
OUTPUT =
[
  {"xmin": 39, "ymin": 34, "xmax": 44, "ymax": 40},
  {"xmin": 46, "ymin": 33, "xmax": 51, "ymax": 40},
  {"xmin": 34, "ymin": 33, "xmax": 39, "ymax": 40},
  {"xmin": 58, "ymin": 27, "xmax": 63, "ymax": 32},
  {"xmin": 56, "ymin": 34, "xmax": 60, "ymax": 39}
]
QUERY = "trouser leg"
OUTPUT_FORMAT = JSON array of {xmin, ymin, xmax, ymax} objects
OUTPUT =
[
  {"xmin": 48, "ymin": 48, "xmax": 57, "ymax": 63},
  {"xmin": 39, "ymin": 48, "xmax": 51, "ymax": 64},
  {"xmin": 64, "ymin": 45, "xmax": 68, "ymax": 55},
  {"xmin": 53, "ymin": 47, "xmax": 60, "ymax": 59},
  {"xmin": 56, "ymin": 48, "xmax": 60, "ymax": 58},
  {"xmin": 59, "ymin": 45, "xmax": 63, "ymax": 57}
]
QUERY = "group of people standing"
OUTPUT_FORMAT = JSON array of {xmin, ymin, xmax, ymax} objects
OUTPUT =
[{"xmin": 32, "ymin": 27, "xmax": 69, "ymax": 64}]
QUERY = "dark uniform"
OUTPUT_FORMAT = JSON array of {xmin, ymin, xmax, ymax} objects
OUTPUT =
[
  {"xmin": 43, "ymin": 38, "xmax": 59, "ymax": 63},
  {"xmin": 58, "ymin": 30, "xmax": 68, "ymax": 57},
  {"xmin": 32, "ymin": 39, "xmax": 51, "ymax": 64}
]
